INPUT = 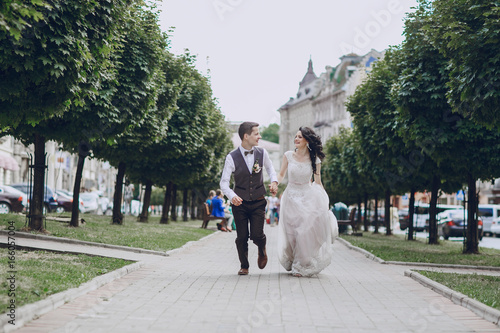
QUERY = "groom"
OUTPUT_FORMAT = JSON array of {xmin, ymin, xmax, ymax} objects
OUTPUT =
[{"xmin": 220, "ymin": 122, "xmax": 278, "ymax": 275}]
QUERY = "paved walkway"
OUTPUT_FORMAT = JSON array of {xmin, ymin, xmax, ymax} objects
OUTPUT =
[{"xmin": 6, "ymin": 225, "xmax": 500, "ymax": 333}]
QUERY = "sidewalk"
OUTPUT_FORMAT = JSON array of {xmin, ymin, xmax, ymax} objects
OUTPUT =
[{"xmin": 5, "ymin": 225, "xmax": 500, "ymax": 333}]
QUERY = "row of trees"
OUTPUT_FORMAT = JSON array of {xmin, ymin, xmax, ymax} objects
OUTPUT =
[
  {"xmin": 323, "ymin": 0, "xmax": 500, "ymax": 254},
  {"xmin": 0, "ymin": 0, "xmax": 233, "ymax": 229}
]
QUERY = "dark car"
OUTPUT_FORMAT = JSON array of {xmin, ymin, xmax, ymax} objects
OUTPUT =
[
  {"xmin": 399, "ymin": 208, "xmax": 409, "ymax": 230},
  {"xmin": 437, "ymin": 209, "xmax": 483, "ymax": 240},
  {"xmin": 0, "ymin": 185, "xmax": 27, "ymax": 213},
  {"xmin": 9, "ymin": 183, "xmax": 58, "ymax": 213}
]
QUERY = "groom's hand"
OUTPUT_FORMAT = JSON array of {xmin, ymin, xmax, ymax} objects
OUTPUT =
[
  {"xmin": 269, "ymin": 182, "xmax": 278, "ymax": 195},
  {"xmin": 231, "ymin": 196, "xmax": 243, "ymax": 206}
]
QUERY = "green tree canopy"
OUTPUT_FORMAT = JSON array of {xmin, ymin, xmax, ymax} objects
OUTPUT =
[
  {"xmin": 0, "ymin": 0, "xmax": 134, "ymax": 230},
  {"xmin": 0, "ymin": 0, "xmax": 49, "ymax": 40},
  {"xmin": 424, "ymin": 0, "xmax": 500, "ymax": 129},
  {"xmin": 261, "ymin": 123, "xmax": 279, "ymax": 143}
]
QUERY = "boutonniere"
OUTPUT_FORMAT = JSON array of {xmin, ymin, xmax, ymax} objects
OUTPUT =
[{"xmin": 252, "ymin": 159, "xmax": 261, "ymax": 174}]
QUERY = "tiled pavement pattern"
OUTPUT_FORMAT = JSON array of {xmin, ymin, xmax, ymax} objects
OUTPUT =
[{"xmin": 5, "ymin": 226, "xmax": 500, "ymax": 333}]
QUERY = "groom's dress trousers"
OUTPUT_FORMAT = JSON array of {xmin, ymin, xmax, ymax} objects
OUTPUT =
[{"xmin": 230, "ymin": 147, "xmax": 267, "ymax": 269}]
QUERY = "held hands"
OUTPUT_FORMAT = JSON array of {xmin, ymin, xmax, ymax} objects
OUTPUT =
[
  {"xmin": 231, "ymin": 196, "xmax": 243, "ymax": 206},
  {"xmin": 269, "ymin": 182, "xmax": 278, "ymax": 195}
]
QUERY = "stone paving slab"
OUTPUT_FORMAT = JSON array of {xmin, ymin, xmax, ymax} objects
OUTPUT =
[{"xmin": 4, "ymin": 225, "xmax": 500, "ymax": 333}]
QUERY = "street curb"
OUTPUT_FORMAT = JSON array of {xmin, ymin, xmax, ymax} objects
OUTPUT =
[
  {"xmin": 0, "ymin": 261, "xmax": 143, "ymax": 333},
  {"xmin": 337, "ymin": 236, "xmax": 500, "ymax": 271},
  {"xmin": 383, "ymin": 260, "xmax": 500, "ymax": 271},
  {"xmin": 405, "ymin": 270, "xmax": 500, "ymax": 328},
  {"xmin": 336, "ymin": 237, "xmax": 385, "ymax": 263},
  {"xmin": 0, "ymin": 230, "xmax": 170, "ymax": 257}
]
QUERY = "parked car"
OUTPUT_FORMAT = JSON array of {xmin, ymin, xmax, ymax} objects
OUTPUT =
[
  {"xmin": 491, "ymin": 217, "xmax": 500, "ymax": 237},
  {"xmin": 413, "ymin": 203, "xmax": 463, "ymax": 231},
  {"xmin": 399, "ymin": 208, "xmax": 409, "ymax": 230},
  {"xmin": 437, "ymin": 209, "xmax": 483, "ymax": 240},
  {"xmin": 0, "ymin": 185, "xmax": 27, "ymax": 213},
  {"xmin": 80, "ymin": 192, "xmax": 99, "ymax": 214},
  {"xmin": 478, "ymin": 204, "xmax": 500, "ymax": 236},
  {"xmin": 55, "ymin": 190, "xmax": 84, "ymax": 213},
  {"xmin": 9, "ymin": 183, "xmax": 58, "ymax": 212},
  {"xmin": 89, "ymin": 190, "xmax": 111, "ymax": 215}
]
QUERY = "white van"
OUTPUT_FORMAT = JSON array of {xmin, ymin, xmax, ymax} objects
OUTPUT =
[
  {"xmin": 413, "ymin": 203, "xmax": 464, "ymax": 231},
  {"xmin": 478, "ymin": 204, "xmax": 500, "ymax": 236}
]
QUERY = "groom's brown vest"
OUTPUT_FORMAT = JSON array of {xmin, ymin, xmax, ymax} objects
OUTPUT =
[{"xmin": 230, "ymin": 147, "xmax": 266, "ymax": 201}]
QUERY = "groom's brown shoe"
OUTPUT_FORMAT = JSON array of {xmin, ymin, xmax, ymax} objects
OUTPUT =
[
  {"xmin": 258, "ymin": 247, "xmax": 268, "ymax": 269},
  {"xmin": 238, "ymin": 268, "xmax": 249, "ymax": 275}
]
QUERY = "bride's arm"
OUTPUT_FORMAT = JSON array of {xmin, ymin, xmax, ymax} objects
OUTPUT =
[
  {"xmin": 277, "ymin": 154, "xmax": 288, "ymax": 184},
  {"xmin": 313, "ymin": 163, "xmax": 323, "ymax": 187}
]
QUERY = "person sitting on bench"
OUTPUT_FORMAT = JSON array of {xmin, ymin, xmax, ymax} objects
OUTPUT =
[{"xmin": 212, "ymin": 189, "xmax": 233, "ymax": 232}]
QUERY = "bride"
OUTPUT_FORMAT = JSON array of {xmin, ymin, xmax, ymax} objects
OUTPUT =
[{"xmin": 276, "ymin": 126, "xmax": 338, "ymax": 277}]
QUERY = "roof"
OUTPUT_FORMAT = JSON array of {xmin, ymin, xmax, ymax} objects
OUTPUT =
[{"xmin": 299, "ymin": 59, "xmax": 317, "ymax": 88}]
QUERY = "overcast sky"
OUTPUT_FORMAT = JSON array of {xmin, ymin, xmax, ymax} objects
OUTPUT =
[{"xmin": 158, "ymin": 0, "xmax": 419, "ymax": 127}]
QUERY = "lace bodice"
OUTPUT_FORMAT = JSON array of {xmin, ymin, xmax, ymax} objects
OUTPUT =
[
  {"xmin": 286, "ymin": 151, "xmax": 312, "ymax": 185},
  {"xmin": 284, "ymin": 151, "xmax": 320, "ymax": 201},
  {"xmin": 285, "ymin": 151, "xmax": 319, "ymax": 185}
]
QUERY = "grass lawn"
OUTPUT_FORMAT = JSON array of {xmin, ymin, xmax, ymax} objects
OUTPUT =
[
  {"xmin": 417, "ymin": 271, "xmax": 500, "ymax": 310},
  {"xmin": 0, "ymin": 213, "xmax": 214, "ymax": 252},
  {"xmin": 341, "ymin": 232, "xmax": 500, "ymax": 267},
  {"xmin": 0, "ymin": 248, "xmax": 131, "ymax": 309}
]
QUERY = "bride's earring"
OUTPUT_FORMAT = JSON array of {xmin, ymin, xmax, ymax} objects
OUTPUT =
[{"xmin": 307, "ymin": 143, "xmax": 311, "ymax": 151}]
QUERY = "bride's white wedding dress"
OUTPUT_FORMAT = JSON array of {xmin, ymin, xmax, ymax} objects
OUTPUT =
[{"xmin": 277, "ymin": 151, "xmax": 339, "ymax": 277}]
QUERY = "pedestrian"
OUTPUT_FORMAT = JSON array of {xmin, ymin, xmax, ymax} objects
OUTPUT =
[
  {"xmin": 211, "ymin": 189, "xmax": 233, "ymax": 232},
  {"xmin": 124, "ymin": 182, "xmax": 134, "ymax": 215},
  {"xmin": 220, "ymin": 121, "xmax": 278, "ymax": 275},
  {"xmin": 206, "ymin": 190, "xmax": 216, "ymax": 209},
  {"xmin": 276, "ymin": 126, "xmax": 339, "ymax": 277},
  {"xmin": 267, "ymin": 193, "xmax": 279, "ymax": 226}
]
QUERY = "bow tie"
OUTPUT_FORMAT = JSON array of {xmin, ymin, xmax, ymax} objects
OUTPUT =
[{"xmin": 244, "ymin": 150, "xmax": 254, "ymax": 156}]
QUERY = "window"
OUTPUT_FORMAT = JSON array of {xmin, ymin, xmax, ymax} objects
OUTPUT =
[{"xmin": 478, "ymin": 208, "xmax": 493, "ymax": 217}]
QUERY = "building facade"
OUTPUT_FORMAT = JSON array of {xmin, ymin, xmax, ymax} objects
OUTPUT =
[
  {"xmin": 1, "ymin": 136, "xmax": 117, "ymax": 200},
  {"xmin": 278, "ymin": 49, "xmax": 383, "ymax": 157}
]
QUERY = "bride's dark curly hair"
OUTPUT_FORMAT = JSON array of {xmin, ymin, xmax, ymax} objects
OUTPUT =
[{"xmin": 299, "ymin": 126, "xmax": 325, "ymax": 175}]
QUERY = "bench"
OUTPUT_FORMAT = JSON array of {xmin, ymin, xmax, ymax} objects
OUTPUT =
[
  {"xmin": 337, "ymin": 207, "xmax": 360, "ymax": 235},
  {"xmin": 201, "ymin": 203, "xmax": 227, "ymax": 229}
]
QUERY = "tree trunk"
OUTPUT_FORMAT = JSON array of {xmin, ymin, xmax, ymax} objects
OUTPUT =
[
  {"xmin": 139, "ymin": 179, "xmax": 152, "ymax": 223},
  {"xmin": 428, "ymin": 175, "xmax": 440, "ymax": 245},
  {"xmin": 112, "ymin": 161, "xmax": 126, "ymax": 225},
  {"xmin": 408, "ymin": 187, "xmax": 416, "ymax": 241},
  {"xmin": 160, "ymin": 182, "xmax": 173, "ymax": 224},
  {"xmin": 385, "ymin": 189, "xmax": 392, "ymax": 236},
  {"xmin": 70, "ymin": 153, "xmax": 87, "ymax": 227},
  {"xmin": 363, "ymin": 193, "xmax": 368, "ymax": 231},
  {"xmin": 356, "ymin": 196, "xmax": 362, "ymax": 231},
  {"xmin": 190, "ymin": 189, "xmax": 196, "ymax": 220},
  {"xmin": 182, "ymin": 188, "xmax": 189, "ymax": 221},
  {"xmin": 30, "ymin": 133, "xmax": 46, "ymax": 231},
  {"xmin": 170, "ymin": 183, "xmax": 178, "ymax": 221},
  {"xmin": 374, "ymin": 194, "xmax": 379, "ymax": 234},
  {"xmin": 464, "ymin": 174, "xmax": 479, "ymax": 254}
]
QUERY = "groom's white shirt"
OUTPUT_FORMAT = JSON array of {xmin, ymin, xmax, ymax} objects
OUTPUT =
[{"xmin": 220, "ymin": 146, "xmax": 278, "ymax": 201}]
